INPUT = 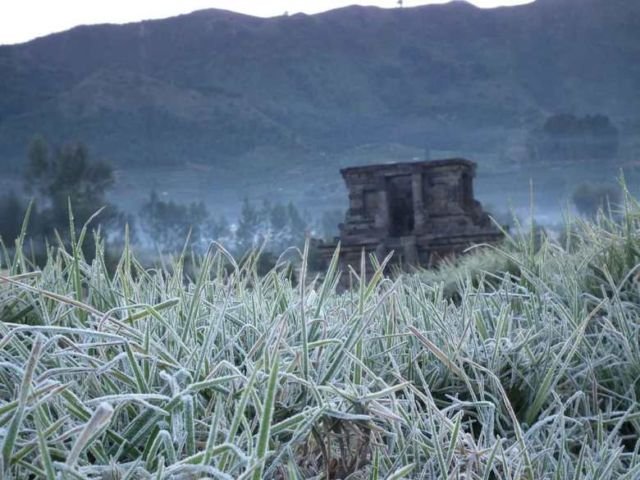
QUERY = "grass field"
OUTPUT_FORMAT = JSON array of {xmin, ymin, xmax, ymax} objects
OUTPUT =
[{"xmin": 2, "ymin": 191, "xmax": 640, "ymax": 479}]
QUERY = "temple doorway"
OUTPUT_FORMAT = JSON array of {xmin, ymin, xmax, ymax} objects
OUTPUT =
[{"xmin": 386, "ymin": 175, "xmax": 414, "ymax": 236}]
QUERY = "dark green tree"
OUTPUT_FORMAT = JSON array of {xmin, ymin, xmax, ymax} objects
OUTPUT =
[
  {"xmin": 236, "ymin": 197, "xmax": 260, "ymax": 253},
  {"xmin": 210, "ymin": 215, "xmax": 230, "ymax": 241},
  {"xmin": 25, "ymin": 135, "xmax": 49, "ymax": 185},
  {"xmin": 529, "ymin": 113, "xmax": 619, "ymax": 162},
  {"xmin": 0, "ymin": 191, "xmax": 29, "ymax": 243},
  {"xmin": 24, "ymin": 136, "xmax": 118, "ymax": 232},
  {"xmin": 287, "ymin": 202, "xmax": 307, "ymax": 235},
  {"xmin": 269, "ymin": 203, "xmax": 289, "ymax": 232},
  {"xmin": 572, "ymin": 182, "xmax": 621, "ymax": 217}
]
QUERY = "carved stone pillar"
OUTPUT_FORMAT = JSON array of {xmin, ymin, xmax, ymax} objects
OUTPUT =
[
  {"xmin": 412, "ymin": 172, "xmax": 425, "ymax": 231},
  {"xmin": 376, "ymin": 190, "xmax": 389, "ymax": 230}
]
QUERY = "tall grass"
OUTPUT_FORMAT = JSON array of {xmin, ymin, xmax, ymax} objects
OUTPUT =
[{"xmin": 1, "ymin": 192, "xmax": 640, "ymax": 478}]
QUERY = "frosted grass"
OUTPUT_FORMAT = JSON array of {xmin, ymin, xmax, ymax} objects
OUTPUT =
[{"xmin": 1, "ymin": 190, "xmax": 640, "ymax": 478}]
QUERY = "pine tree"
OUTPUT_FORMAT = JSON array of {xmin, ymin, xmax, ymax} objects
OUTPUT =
[{"xmin": 236, "ymin": 197, "xmax": 259, "ymax": 253}]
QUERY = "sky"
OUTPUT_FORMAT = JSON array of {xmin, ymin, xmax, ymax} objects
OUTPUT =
[{"xmin": 0, "ymin": 0, "xmax": 535, "ymax": 45}]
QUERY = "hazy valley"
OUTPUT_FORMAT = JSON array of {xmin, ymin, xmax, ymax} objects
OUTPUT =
[{"xmin": 0, "ymin": 0, "xmax": 639, "ymax": 226}]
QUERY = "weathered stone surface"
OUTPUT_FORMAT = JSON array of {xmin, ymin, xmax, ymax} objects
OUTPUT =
[{"xmin": 319, "ymin": 158, "xmax": 503, "ymax": 275}]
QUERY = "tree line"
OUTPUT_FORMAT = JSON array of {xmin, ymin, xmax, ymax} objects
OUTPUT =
[
  {"xmin": 527, "ymin": 113, "xmax": 619, "ymax": 163},
  {"xmin": 0, "ymin": 136, "xmax": 343, "ymax": 261},
  {"xmin": 1, "ymin": 134, "xmax": 622, "ymax": 259}
]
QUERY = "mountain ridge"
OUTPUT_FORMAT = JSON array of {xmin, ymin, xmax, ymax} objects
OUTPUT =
[{"xmin": 0, "ymin": 0, "xmax": 638, "ymax": 170}]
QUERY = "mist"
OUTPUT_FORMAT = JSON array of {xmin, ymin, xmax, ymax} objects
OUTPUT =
[{"xmin": 0, "ymin": 0, "xmax": 638, "ymax": 260}]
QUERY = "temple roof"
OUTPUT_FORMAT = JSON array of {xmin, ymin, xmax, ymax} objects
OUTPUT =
[{"xmin": 340, "ymin": 158, "xmax": 476, "ymax": 176}]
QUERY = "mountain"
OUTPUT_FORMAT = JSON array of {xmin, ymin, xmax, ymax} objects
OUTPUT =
[{"xmin": 0, "ymin": 0, "xmax": 639, "ymax": 170}]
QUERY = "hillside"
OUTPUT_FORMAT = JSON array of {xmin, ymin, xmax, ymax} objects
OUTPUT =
[{"xmin": 0, "ymin": 0, "xmax": 639, "ymax": 169}]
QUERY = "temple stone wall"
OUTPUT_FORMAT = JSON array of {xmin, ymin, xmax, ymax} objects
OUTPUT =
[{"xmin": 319, "ymin": 158, "xmax": 503, "ymax": 276}]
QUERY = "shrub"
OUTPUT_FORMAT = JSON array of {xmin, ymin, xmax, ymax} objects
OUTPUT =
[
  {"xmin": 0, "ymin": 191, "xmax": 28, "ymax": 243},
  {"xmin": 572, "ymin": 182, "xmax": 621, "ymax": 217}
]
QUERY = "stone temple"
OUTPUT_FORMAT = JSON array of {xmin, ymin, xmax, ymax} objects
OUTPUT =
[{"xmin": 319, "ymin": 158, "xmax": 503, "ymax": 275}]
